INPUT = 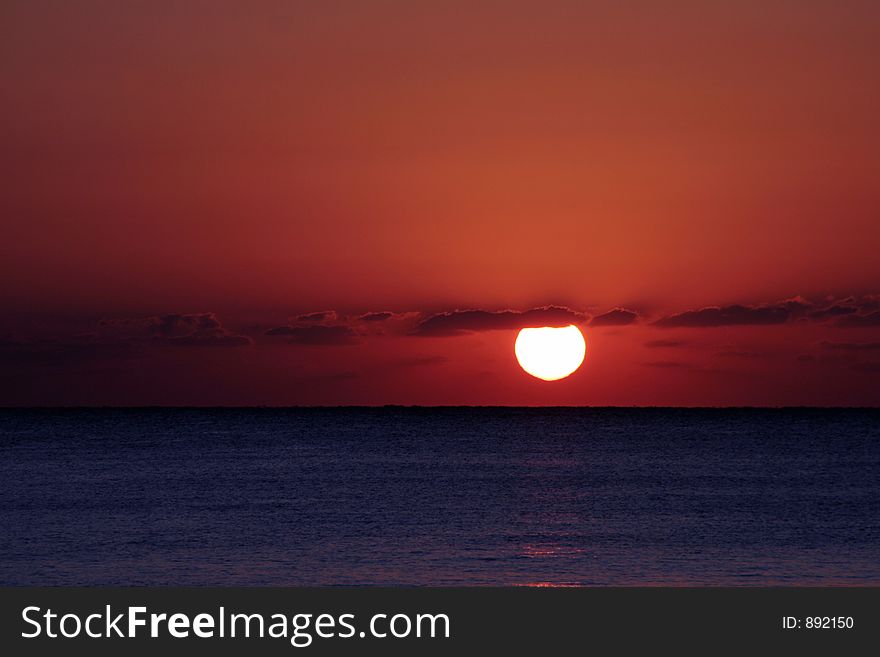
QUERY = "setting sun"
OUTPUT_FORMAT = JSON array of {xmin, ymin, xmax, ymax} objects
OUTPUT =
[{"xmin": 514, "ymin": 325, "xmax": 586, "ymax": 381}]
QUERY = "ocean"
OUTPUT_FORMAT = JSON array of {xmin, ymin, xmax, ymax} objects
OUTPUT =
[{"xmin": 1, "ymin": 408, "xmax": 878, "ymax": 586}]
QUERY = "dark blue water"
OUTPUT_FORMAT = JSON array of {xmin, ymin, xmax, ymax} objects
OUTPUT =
[{"xmin": 1, "ymin": 408, "xmax": 878, "ymax": 586}]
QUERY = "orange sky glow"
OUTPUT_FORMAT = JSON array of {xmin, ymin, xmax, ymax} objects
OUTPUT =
[{"xmin": 1, "ymin": 1, "xmax": 879, "ymax": 405}]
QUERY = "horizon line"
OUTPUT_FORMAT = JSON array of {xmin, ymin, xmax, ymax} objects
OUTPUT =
[{"xmin": 2, "ymin": 405, "xmax": 878, "ymax": 411}]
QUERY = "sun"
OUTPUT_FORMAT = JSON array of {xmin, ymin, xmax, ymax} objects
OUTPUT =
[{"xmin": 514, "ymin": 325, "xmax": 586, "ymax": 381}]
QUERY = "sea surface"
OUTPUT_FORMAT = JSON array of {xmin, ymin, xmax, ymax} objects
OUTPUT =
[{"xmin": 1, "ymin": 408, "xmax": 878, "ymax": 586}]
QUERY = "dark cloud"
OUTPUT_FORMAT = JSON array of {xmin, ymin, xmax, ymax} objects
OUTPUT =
[
  {"xmin": 360, "ymin": 311, "xmax": 394, "ymax": 322},
  {"xmin": 265, "ymin": 324, "xmax": 361, "ymax": 345},
  {"xmin": 101, "ymin": 313, "xmax": 224, "ymax": 337},
  {"xmin": 99, "ymin": 313, "xmax": 252, "ymax": 347},
  {"xmin": 836, "ymin": 311, "xmax": 880, "ymax": 327},
  {"xmin": 654, "ymin": 303, "xmax": 793, "ymax": 328},
  {"xmin": 837, "ymin": 294, "xmax": 880, "ymax": 314},
  {"xmin": 642, "ymin": 360, "xmax": 690, "ymax": 368},
  {"xmin": 852, "ymin": 362, "xmax": 880, "ymax": 373},
  {"xmin": 645, "ymin": 339, "xmax": 687, "ymax": 348},
  {"xmin": 820, "ymin": 341, "xmax": 880, "ymax": 351},
  {"xmin": 295, "ymin": 311, "xmax": 337, "ymax": 323},
  {"xmin": 413, "ymin": 306, "xmax": 584, "ymax": 337},
  {"xmin": 647, "ymin": 294, "xmax": 880, "ymax": 328},
  {"xmin": 796, "ymin": 354, "xmax": 816, "ymax": 362},
  {"xmin": 806, "ymin": 295, "xmax": 880, "ymax": 325},
  {"xmin": 779, "ymin": 296, "xmax": 813, "ymax": 313},
  {"xmin": 1, "ymin": 312, "xmax": 254, "ymax": 369},
  {"xmin": 809, "ymin": 304, "xmax": 858, "ymax": 320},
  {"xmin": 590, "ymin": 308, "xmax": 638, "ymax": 327},
  {"xmin": 151, "ymin": 313, "xmax": 222, "ymax": 336}
]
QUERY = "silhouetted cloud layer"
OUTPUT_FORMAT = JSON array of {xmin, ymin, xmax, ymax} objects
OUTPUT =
[
  {"xmin": 359, "ymin": 311, "xmax": 394, "ymax": 322},
  {"xmin": 837, "ymin": 311, "xmax": 880, "ymax": 327},
  {"xmin": 413, "ymin": 306, "xmax": 585, "ymax": 336},
  {"xmin": 101, "ymin": 313, "xmax": 252, "ymax": 347},
  {"xmin": 590, "ymin": 308, "xmax": 639, "ymax": 327},
  {"xmin": 798, "ymin": 295, "xmax": 880, "ymax": 325},
  {"xmin": 4, "ymin": 293, "xmax": 880, "ymax": 377},
  {"xmin": 295, "ymin": 311, "xmax": 338, "ymax": 323},
  {"xmin": 809, "ymin": 304, "xmax": 858, "ymax": 320},
  {"xmin": 651, "ymin": 295, "xmax": 880, "ymax": 329},
  {"xmin": 655, "ymin": 303, "xmax": 794, "ymax": 327},
  {"xmin": 1, "ymin": 312, "xmax": 252, "ymax": 368}
]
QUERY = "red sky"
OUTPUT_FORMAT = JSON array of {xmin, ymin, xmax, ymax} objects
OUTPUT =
[{"xmin": 2, "ymin": 1, "xmax": 879, "ymax": 405}]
